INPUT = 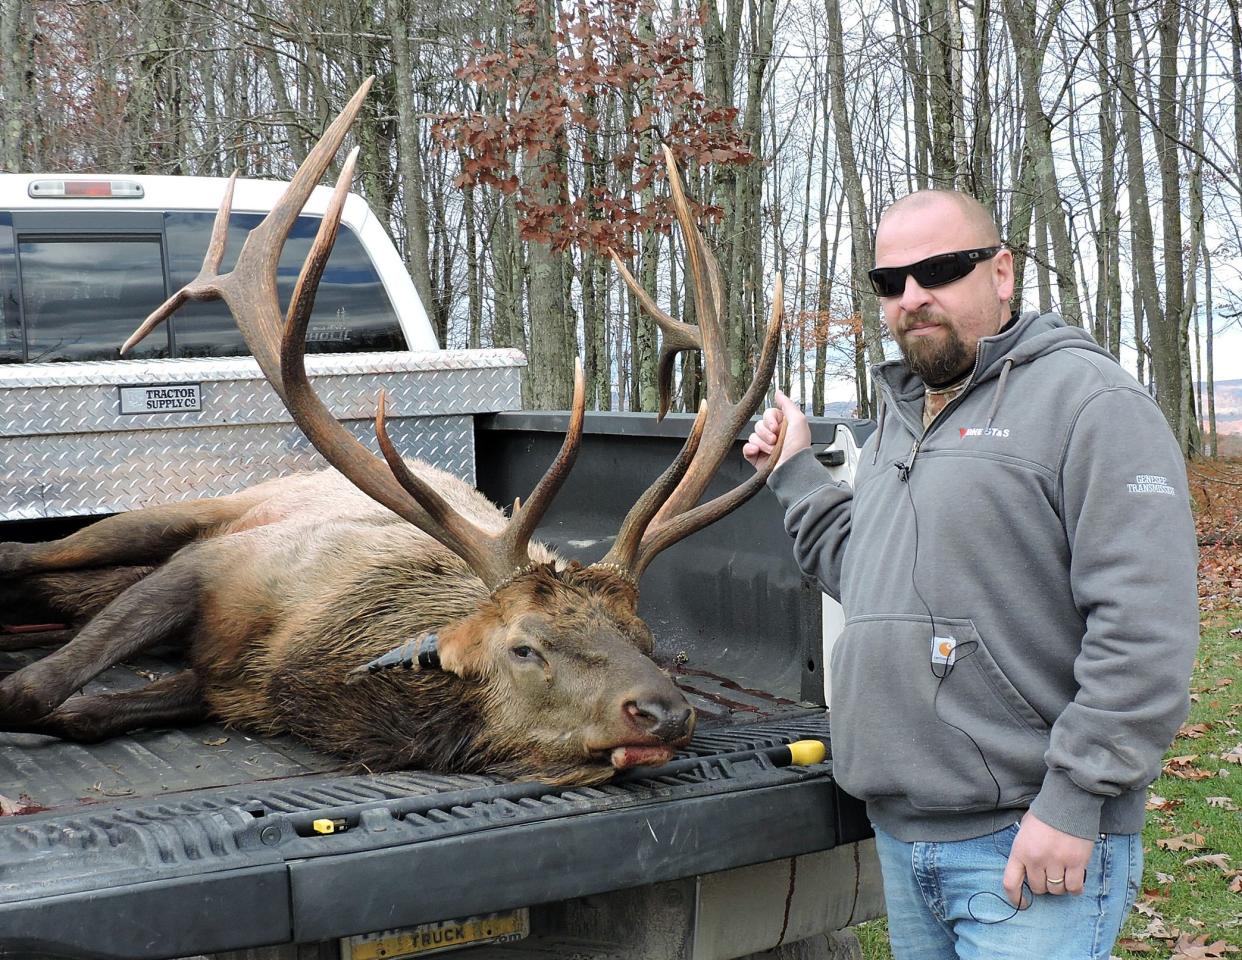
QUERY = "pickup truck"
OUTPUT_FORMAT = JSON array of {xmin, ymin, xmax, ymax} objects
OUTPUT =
[{"xmin": 0, "ymin": 173, "xmax": 883, "ymax": 960}]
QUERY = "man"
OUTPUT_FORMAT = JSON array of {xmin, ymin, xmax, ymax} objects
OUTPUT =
[{"xmin": 744, "ymin": 191, "xmax": 1199, "ymax": 959}]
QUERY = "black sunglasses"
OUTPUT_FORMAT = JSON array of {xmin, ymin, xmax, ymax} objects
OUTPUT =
[{"xmin": 868, "ymin": 246, "xmax": 1002, "ymax": 298}]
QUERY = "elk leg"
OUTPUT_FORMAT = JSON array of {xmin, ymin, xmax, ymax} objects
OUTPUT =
[
  {"xmin": 0, "ymin": 558, "xmax": 200, "ymax": 723},
  {"xmin": 1, "ymin": 670, "xmax": 207, "ymax": 741},
  {"xmin": 0, "ymin": 566, "xmax": 152, "ymax": 630},
  {"xmin": 0, "ymin": 627, "xmax": 77, "ymax": 653},
  {"xmin": 0, "ymin": 499, "xmax": 248, "ymax": 578}
]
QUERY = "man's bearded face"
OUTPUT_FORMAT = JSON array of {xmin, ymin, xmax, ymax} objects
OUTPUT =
[{"xmin": 894, "ymin": 308, "xmax": 973, "ymax": 387}]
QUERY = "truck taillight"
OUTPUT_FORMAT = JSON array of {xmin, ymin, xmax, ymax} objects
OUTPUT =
[{"xmin": 28, "ymin": 179, "xmax": 145, "ymax": 199}]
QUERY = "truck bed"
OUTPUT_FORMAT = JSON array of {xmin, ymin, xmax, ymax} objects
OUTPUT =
[{"xmin": 0, "ymin": 412, "xmax": 873, "ymax": 960}]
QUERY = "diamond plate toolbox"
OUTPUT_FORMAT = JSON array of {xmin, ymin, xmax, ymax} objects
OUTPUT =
[{"xmin": 0, "ymin": 349, "xmax": 525, "ymax": 521}]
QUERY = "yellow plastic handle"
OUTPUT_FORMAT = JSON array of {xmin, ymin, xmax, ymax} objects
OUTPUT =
[{"xmin": 786, "ymin": 739, "xmax": 827, "ymax": 765}]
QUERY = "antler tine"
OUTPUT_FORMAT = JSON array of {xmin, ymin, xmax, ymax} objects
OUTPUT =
[
  {"xmin": 501, "ymin": 358, "xmax": 587, "ymax": 564},
  {"xmin": 121, "ymin": 173, "xmax": 241, "ymax": 355},
  {"xmin": 591, "ymin": 146, "xmax": 786, "ymax": 587},
  {"xmin": 629, "ymin": 418, "xmax": 787, "ymax": 579},
  {"xmin": 608, "ymin": 248, "xmax": 699, "ymax": 421},
  {"xmin": 374, "ymin": 390, "xmax": 504, "ymax": 578},
  {"xmin": 595, "ymin": 400, "xmax": 708, "ymax": 576},
  {"xmin": 227, "ymin": 77, "xmax": 376, "ymax": 391},
  {"xmin": 660, "ymin": 145, "xmax": 729, "ymax": 398},
  {"xmin": 272, "ymin": 120, "xmax": 525, "ymax": 587},
  {"xmin": 123, "ymin": 79, "xmax": 584, "ymax": 590}
]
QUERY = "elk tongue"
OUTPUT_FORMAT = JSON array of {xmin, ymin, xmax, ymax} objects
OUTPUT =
[{"xmin": 610, "ymin": 745, "xmax": 675, "ymax": 769}]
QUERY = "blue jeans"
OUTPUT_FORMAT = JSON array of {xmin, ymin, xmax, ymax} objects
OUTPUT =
[{"xmin": 872, "ymin": 822, "xmax": 1142, "ymax": 960}]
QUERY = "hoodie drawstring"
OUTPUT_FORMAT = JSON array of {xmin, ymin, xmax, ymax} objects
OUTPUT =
[
  {"xmin": 871, "ymin": 391, "xmax": 888, "ymax": 465},
  {"xmin": 984, "ymin": 358, "xmax": 1014, "ymax": 431}
]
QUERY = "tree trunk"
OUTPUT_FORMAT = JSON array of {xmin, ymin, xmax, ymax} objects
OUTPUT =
[
  {"xmin": 386, "ymin": 0, "xmax": 438, "ymax": 328},
  {"xmin": 1205, "ymin": 243, "xmax": 1216, "ymax": 457},
  {"xmin": 0, "ymin": 0, "xmax": 29, "ymax": 170},
  {"xmin": 891, "ymin": 0, "xmax": 930, "ymax": 188},
  {"xmin": 1152, "ymin": 0, "xmax": 1186, "ymax": 447},
  {"xmin": 1115, "ymin": 0, "xmax": 1161, "ymax": 392},
  {"xmin": 1000, "ymin": 0, "xmax": 1080, "ymax": 326},
  {"xmin": 519, "ymin": 0, "xmax": 573, "ymax": 409},
  {"xmin": 969, "ymin": 0, "xmax": 997, "ymax": 209},
  {"xmin": 826, "ymin": 0, "xmax": 881, "ymax": 418}
]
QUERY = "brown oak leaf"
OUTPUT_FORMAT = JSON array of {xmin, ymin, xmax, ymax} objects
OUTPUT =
[
  {"xmin": 1184, "ymin": 853, "xmax": 1232, "ymax": 872},
  {"xmin": 1169, "ymin": 933, "xmax": 1239, "ymax": 959},
  {"xmin": 1158, "ymin": 833, "xmax": 1207, "ymax": 852}
]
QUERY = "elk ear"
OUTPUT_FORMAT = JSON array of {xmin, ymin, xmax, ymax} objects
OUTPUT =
[{"xmin": 433, "ymin": 621, "xmax": 489, "ymax": 678}]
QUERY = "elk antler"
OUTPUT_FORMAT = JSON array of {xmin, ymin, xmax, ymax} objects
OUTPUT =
[
  {"xmin": 594, "ymin": 146, "xmax": 786, "ymax": 582},
  {"xmin": 122, "ymin": 78, "xmax": 586, "ymax": 591}
]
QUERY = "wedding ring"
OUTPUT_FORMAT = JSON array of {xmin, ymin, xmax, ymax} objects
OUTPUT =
[{"xmin": 1047, "ymin": 876, "xmax": 1065, "ymax": 885}]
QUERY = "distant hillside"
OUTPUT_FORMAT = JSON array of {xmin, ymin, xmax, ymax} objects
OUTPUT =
[{"xmin": 1201, "ymin": 379, "xmax": 1242, "ymax": 437}]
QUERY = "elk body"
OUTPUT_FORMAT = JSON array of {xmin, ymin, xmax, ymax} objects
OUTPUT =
[{"xmin": 0, "ymin": 81, "xmax": 785, "ymax": 786}]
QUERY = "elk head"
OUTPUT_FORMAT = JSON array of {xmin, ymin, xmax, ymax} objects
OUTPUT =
[{"xmin": 124, "ymin": 78, "xmax": 787, "ymax": 782}]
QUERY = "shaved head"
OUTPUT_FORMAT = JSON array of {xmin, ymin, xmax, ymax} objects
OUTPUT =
[
  {"xmin": 878, "ymin": 190, "xmax": 1001, "ymax": 247},
  {"xmin": 871, "ymin": 189, "xmax": 1014, "ymax": 386}
]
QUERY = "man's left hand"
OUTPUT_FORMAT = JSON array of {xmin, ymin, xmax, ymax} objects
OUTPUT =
[{"xmin": 1002, "ymin": 811, "xmax": 1095, "ymax": 906}]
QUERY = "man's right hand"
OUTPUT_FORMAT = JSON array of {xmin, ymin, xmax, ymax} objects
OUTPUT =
[{"xmin": 744, "ymin": 389, "xmax": 811, "ymax": 471}]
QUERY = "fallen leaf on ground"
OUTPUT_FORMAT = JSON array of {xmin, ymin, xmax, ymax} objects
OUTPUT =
[
  {"xmin": 1134, "ymin": 897, "xmax": 1162, "ymax": 917},
  {"xmin": 1156, "ymin": 871, "xmax": 1176, "ymax": 884},
  {"xmin": 201, "ymin": 737, "xmax": 229, "ymax": 746},
  {"xmin": 1158, "ymin": 833, "xmax": 1207, "ymax": 852},
  {"xmin": 1222, "ymin": 745, "xmax": 1242, "ymax": 765},
  {"xmin": 1206, "ymin": 796, "xmax": 1238, "ymax": 810},
  {"xmin": 1184, "ymin": 854, "xmax": 1233, "ymax": 872},
  {"xmin": 1149, "ymin": 794, "xmax": 1184, "ymax": 811},
  {"xmin": 1117, "ymin": 938, "xmax": 1157, "ymax": 952},
  {"xmin": 1137, "ymin": 917, "xmax": 1177, "ymax": 941},
  {"xmin": 1180, "ymin": 723, "xmax": 1215, "ymax": 740},
  {"xmin": 1169, "ymin": 933, "xmax": 1239, "ymax": 959},
  {"xmin": 1165, "ymin": 758, "xmax": 1216, "ymax": 780}
]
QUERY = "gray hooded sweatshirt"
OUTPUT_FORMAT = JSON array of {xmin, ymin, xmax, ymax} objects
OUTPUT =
[{"xmin": 769, "ymin": 311, "xmax": 1199, "ymax": 843}]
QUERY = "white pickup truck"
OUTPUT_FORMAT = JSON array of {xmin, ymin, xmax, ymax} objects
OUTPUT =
[{"xmin": 0, "ymin": 173, "xmax": 881, "ymax": 960}]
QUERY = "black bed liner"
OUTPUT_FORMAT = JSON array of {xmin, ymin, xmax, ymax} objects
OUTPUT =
[
  {"xmin": 0, "ymin": 413, "xmax": 872, "ymax": 959},
  {"xmin": 0, "ymin": 711, "xmax": 866, "ymax": 960}
]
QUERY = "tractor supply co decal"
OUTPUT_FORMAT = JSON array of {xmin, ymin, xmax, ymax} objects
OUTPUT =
[
  {"xmin": 1126, "ymin": 474, "xmax": 1176, "ymax": 496},
  {"xmin": 118, "ymin": 383, "xmax": 202, "ymax": 414}
]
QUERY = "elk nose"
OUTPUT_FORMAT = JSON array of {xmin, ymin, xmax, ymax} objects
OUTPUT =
[{"xmin": 624, "ymin": 697, "xmax": 693, "ymax": 741}]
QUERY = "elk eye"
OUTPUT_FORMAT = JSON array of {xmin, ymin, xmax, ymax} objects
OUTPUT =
[{"xmin": 511, "ymin": 645, "xmax": 540, "ymax": 661}]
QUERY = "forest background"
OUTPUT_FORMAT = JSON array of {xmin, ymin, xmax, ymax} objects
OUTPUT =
[{"xmin": 0, "ymin": 0, "xmax": 1239, "ymax": 455}]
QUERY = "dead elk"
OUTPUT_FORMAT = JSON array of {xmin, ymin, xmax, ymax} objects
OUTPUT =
[{"xmin": 0, "ymin": 80, "xmax": 787, "ymax": 785}]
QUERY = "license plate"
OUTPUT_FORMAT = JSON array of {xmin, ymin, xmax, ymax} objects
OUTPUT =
[{"xmin": 340, "ymin": 909, "xmax": 530, "ymax": 959}]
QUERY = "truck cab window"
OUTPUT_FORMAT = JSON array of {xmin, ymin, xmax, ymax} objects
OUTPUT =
[
  {"xmin": 165, "ymin": 212, "xmax": 405, "ymax": 358},
  {"xmin": 17, "ymin": 236, "xmax": 169, "ymax": 362},
  {"xmin": 0, "ymin": 217, "xmax": 19, "ymax": 363}
]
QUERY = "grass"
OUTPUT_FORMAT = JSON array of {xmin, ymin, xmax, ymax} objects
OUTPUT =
[
  {"xmin": 1112, "ymin": 610, "xmax": 1242, "ymax": 958},
  {"xmin": 853, "ymin": 612, "xmax": 1242, "ymax": 960}
]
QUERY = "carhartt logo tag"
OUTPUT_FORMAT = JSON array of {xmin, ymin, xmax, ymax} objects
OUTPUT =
[
  {"xmin": 1126, "ymin": 474, "xmax": 1176, "ymax": 496},
  {"xmin": 931, "ymin": 636, "xmax": 957, "ymax": 667},
  {"xmin": 959, "ymin": 426, "xmax": 1010, "ymax": 438}
]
